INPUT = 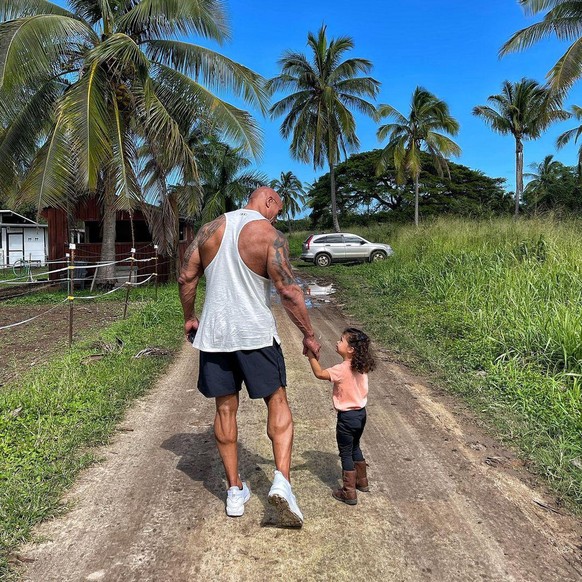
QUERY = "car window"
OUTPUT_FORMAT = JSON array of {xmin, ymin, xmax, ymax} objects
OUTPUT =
[
  {"xmin": 344, "ymin": 235, "xmax": 365, "ymax": 244},
  {"xmin": 324, "ymin": 235, "xmax": 343, "ymax": 243}
]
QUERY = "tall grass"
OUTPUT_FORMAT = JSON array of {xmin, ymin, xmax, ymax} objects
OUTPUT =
[{"xmin": 295, "ymin": 217, "xmax": 582, "ymax": 506}]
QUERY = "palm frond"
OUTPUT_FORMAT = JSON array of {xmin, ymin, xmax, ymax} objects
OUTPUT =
[
  {"xmin": 60, "ymin": 59, "xmax": 112, "ymax": 190},
  {"xmin": 154, "ymin": 64, "xmax": 263, "ymax": 158},
  {"xmin": 145, "ymin": 40, "xmax": 268, "ymax": 113},
  {"xmin": 472, "ymin": 105, "xmax": 513, "ymax": 135},
  {"xmin": 86, "ymin": 32, "xmax": 150, "ymax": 79},
  {"xmin": 116, "ymin": 0, "xmax": 229, "ymax": 43},
  {"xmin": 0, "ymin": 79, "xmax": 64, "ymax": 197},
  {"xmin": 135, "ymin": 77, "xmax": 198, "ymax": 180},
  {"xmin": 0, "ymin": 0, "xmax": 74, "ymax": 20},
  {"xmin": 109, "ymin": 98, "xmax": 141, "ymax": 210},
  {"xmin": 519, "ymin": 2, "xmax": 567, "ymax": 16},
  {"xmin": 377, "ymin": 104, "xmax": 408, "ymax": 126},
  {"xmin": 19, "ymin": 107, "xmax": 77, "ymax": 210},
  {"xmin": 328, "ymin": 58, "xmax": 374, "ymax": 82},
  {"xmin": 0, "ymin": 15, "xmax": 95, "ymax": 91},
  {"xmin": 426, "ymin": 132, "xmax": 462, "ymax": 158},
  {"xmin": 549, "ymin": 36, "xmax": 582, "ymax": 92}
]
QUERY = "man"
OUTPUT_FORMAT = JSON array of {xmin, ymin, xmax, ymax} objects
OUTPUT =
[{"xmin": 178, "ymin": 186, "xmax": 321, "ymax": 527}]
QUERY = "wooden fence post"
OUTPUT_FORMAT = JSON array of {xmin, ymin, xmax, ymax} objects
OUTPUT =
[{"xmin": 68, "ymin": 243, "xmax": 76, "ymax": 348}]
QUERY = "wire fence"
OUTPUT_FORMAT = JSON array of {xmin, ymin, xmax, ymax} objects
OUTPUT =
[{"xmin": 0, "ymin": 244, "xmax": 168, "ymax": 345}]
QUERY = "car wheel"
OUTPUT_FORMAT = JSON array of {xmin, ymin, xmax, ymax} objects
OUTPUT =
[
  {"xmin": 315, "ymin": 253, "xmax": 332, "ymax": 267},
  {"xmin": 370, "ymin": 250, "xmax": 387, "ymax": 263}
]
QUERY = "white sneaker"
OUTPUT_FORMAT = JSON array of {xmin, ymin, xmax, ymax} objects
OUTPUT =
[
  {"xmin": 268, "ymin": 470, "xmax": 303, "ymax": 528},
  {"xmin": 226, "ymin": 482, "xmax": 251, "ymax": 517}
]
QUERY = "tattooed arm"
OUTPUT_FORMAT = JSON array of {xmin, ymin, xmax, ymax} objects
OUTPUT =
[
  {"xmin": 178, "ymin": 216, "xmax": 225, "ymax": 338},
  {"xmin": 267, "ymin": 230, "xmax": 321, "ymax": 359}
]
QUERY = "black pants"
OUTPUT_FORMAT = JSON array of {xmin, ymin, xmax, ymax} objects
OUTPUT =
[{"xmin": 336, "ymin": 408, "xmax": 367, "ymax": 471}]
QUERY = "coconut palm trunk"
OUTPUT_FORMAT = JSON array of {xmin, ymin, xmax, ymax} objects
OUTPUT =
[
  {"xmin": 101, "ymin": 188, "xmax": 117, "ymax": 284},
  {"xmin": 515, "ymin": 137, "xmax": 524, "ymax": 218},
  {"xmin": 414, "ymin": 173, "xmax": 420, "ymax": 226},
  {"xmin": 330, "ymin": 164, "xmax": 341, "ymax": 232}
]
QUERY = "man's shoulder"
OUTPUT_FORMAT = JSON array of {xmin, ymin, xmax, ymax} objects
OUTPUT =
[{"xmin": 241, "ymin": 216, "xmax": 277, "ymax": 238}]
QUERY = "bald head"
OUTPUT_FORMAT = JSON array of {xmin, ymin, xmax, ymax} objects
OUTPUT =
[{"xmin": 246, "ymin": 187, "xmax": 283, "ymax": 223}]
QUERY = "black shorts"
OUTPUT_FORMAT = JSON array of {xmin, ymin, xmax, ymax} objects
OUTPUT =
[{"xmin": 197, "ymin": 340, "xmax": 287, "ymax": 399}]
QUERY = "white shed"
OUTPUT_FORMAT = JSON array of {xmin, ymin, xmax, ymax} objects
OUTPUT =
[{"xmin": 0, "ymin": 210, "xmax": 48, "ymax": 267}]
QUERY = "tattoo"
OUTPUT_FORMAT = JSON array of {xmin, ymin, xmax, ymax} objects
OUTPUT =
[
  {"xmin": 182, "ymin": 215, "xmax": 225, "ymax": 266},
  {"xmin": 272, "ymin": 231, "xmax": 295, "ymax": 286}
]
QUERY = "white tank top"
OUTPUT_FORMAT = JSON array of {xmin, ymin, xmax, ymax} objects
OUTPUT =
[{"xmin": 193, "ymin": 209, "xmax": 280, "ymax": 352}]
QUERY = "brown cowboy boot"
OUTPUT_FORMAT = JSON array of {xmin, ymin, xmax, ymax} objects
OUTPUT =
[
  {"xmin": 332, "ymin": 470, "xmax": 357, "ymax": 505},
  {"xmin": 354, "ymin": 460, "xmax": 369, "ymax": 492}
]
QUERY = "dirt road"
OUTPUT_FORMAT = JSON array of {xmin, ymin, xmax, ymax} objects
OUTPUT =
[{"xmin": 18, "ymin": 300, "xmax": 582, "ymax": 581}]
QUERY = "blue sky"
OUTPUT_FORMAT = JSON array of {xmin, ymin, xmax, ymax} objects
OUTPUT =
[{"xmin": 206, "ymin": 0, "xmax": 582, "ymax": 193}]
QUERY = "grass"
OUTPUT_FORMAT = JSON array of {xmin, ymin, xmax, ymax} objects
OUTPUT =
[
  {"xmin": 291, "ymin": 217, "xmax": 582, "ymax": 509},
  {"xmin": 0, "ymin": 283, "xmax": 185, "ymax": 578},
  {"xmin": 1, "ymin": 280, "xmax": 160, "ymax": 305}
]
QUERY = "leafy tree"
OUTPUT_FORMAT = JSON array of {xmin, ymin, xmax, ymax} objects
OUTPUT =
[
  {"xmin": 270, "ymin": 171, "xmax": 306, "ymax": 232},
  {"xmin": 195, "ymin": 136, "xmax": 267, "ymax": 223},
  {"xmin": 308, "ymin": 149, "xmax": 510, "ymax": 227},
  {"xmin": 473, "ymin": 79, "xmax": 568, "ymax": 218},
  {"xmin": 377, "ymin": 87, "xmax": 461, "ymax": 226},
  {"xmin": 523, "ymin": 155, "xmax": 562, "ymax": 212},
  {"xmin": 523, "ymin": 157, "xmax": 580, "ymax": 212},
  {"xmin": 500, "ymin": 1, "xmax": 582, "ymax": 94},
  {"xmin": 0, "ymin": 0, "xmax": 267, "ymax": 282},
  {"xmin": 267, "ymin": 24, "xmax": 379, "ymax": 232}
]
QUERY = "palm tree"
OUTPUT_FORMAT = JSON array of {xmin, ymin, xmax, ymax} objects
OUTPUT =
[
  {"xmin": 195, "ymin": 136, "xmax": 268, "ymax": 223},
  {"xmin": 270, "ymin": 171, "xmax": 306, "ymax": 231},
  {"xmin": 376, "ymin": 87, "xmax": 461, "ymax": 226},
  {"xmin": 267, "ymin": 24, "xmax": 379, "ymax": 232},
  {"xmin": 500, "ymin": 1, "xmax": 582, "ymax": 94},
  {"xmin": 0, "ymin": 0, "xmax": 267, "ymax": 283},
  {"xmin": 524, "ymin": 155, "xmax": 562, "ymax": 212},
  {"xmin": 557, "ymin": 105, "xmax": 582, "ymax": 177},
  {"xmin": 473, "ymin": 79, "xmax": 569, "ymax": 217}
]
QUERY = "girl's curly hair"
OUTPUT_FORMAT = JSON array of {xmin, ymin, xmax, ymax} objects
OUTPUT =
[{"xmin": 344, "ymin": 327, "xmax": 375, "ymax": 374}]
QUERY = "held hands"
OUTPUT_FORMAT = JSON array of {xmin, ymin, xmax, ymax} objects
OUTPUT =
[{"xmin": 303, "ymin": 335, "xmax": 321, "ymax": 360}]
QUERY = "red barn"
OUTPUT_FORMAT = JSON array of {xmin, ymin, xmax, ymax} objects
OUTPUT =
[{"xmin": 42, "ymin": 198, "xmax": 194, "ymax": 284}]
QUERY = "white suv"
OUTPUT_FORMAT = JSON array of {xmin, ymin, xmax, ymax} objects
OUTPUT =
[{"xmin": 300, "ymin": 233, "xmax": 394, "ymax": 267}]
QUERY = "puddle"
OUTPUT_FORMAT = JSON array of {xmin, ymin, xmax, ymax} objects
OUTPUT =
[
  {"xmin": 303, "ymin": 282, "xmax": 335, "ymax": 308},
  {"xmin": 270, "ymin": 278, "xmax": 335, "ymax": 308},
  {"xmin": 305, "ymin": 283, "xmax": 335, "ymax": 296}
]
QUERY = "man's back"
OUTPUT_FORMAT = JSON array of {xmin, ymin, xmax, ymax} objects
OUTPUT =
[
  {"xmin": 198, "ymin": 213, "xmax": 275, "ymax": 280},
  {"xmin": 193, "ymin": 209, "xmax": 279, "ymax": 352}
]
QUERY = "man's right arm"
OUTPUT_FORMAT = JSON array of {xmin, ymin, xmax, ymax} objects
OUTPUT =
[
  {"xmin": 267, "ymin": 230, "xmax": 321, "ymax": 359},
  {"xmin": 178, "ymin": 216, "xmax": 224, "ymax": 336}
]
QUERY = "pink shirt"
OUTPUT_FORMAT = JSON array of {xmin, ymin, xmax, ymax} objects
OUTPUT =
[{"xmin": 327, "ymin": 360, "xmax": 368, "ymax": 412}]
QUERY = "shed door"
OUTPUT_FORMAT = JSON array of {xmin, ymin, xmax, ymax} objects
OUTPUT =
[{"xmin": 7, "ymin": 232, "xmax": 24, "ymax": 264}]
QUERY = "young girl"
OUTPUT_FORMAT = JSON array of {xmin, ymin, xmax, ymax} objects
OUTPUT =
[{"xmin": 307, "ymin": 327, "xmax": 375, "ymax": 505}]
